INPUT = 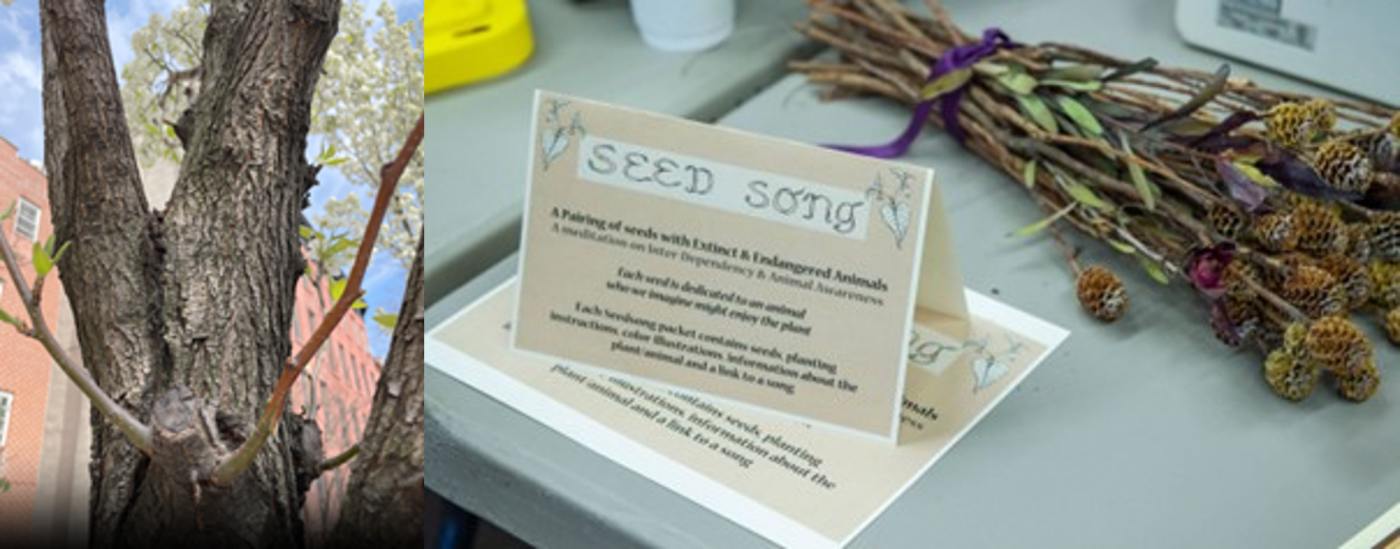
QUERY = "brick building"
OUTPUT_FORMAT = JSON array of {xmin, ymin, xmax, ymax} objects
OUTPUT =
[
  {"xmin": 0, "ymin": 136, "xmax": 66, "ymax": 538},
  {"xmin": 288, "ymin": 253, "xmax": 382, "ymax": 542}
]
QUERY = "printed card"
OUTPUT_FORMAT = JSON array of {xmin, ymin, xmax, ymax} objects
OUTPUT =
[{"xmin": 514, "ymin": 91, "xmax": 967, "ymax": 441}]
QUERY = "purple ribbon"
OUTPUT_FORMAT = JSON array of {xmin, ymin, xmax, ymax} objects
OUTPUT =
[{"xmin": 831, "ymin": 28, "xmax": 1015, "ymax": 158}]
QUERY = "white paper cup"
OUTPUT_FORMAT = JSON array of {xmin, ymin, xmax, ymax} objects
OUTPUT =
[{"xmin": 630, "ymin": 0, "xmax": 736, "ymax": 52}]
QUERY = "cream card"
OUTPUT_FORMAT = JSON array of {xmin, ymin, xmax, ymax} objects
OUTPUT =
[
  {"xmin": 514, "ymin": 91, "xmax": 967, "ymax": 441},
  {"xmin": 429, "ymin": 278, "xmax": 1068, "ymax": 548}
]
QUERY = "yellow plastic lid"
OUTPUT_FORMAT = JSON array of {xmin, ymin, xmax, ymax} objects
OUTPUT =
[{"xmin": 426, "ymin": 0, "xmax": 534, "ymax": 94}]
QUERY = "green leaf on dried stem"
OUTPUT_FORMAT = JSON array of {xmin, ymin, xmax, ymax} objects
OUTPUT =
[
  {"xmin": 1016, "ymin": 94, "xmax": 1059, "ymax": 134},
  {"xmin": 1232, "ymin": 161, "xmax": 1277, "ymax": 187},
  {"xmin": 1055, "ymin": 95, "xmax": 1103, "ymax": 136},
  {"xmin": 996, "ymin": 70, "xmax": 1038, "ymax": 96},
  {"xmin": 1119, "ymin": 138, "xmax": 1156, "ymax": 211},
  {"xmin": 1008, "ymin": 203, "xmax": 1076, "ymax": 237},
  {"xmin": 920, "ymin": 67, "xmax": 973, "ymax": 100},
  {"xmin": 1041, "ymin": 79, "xmax": 1102, "ymax": 92},
  {"xmin": 1061, "ymin": 178, "xmax": 1113, "ymax": 212},
  {"xmin": 1138, "ymin": 256, "xmax": 1170, "ymax": 285},
  {"xmin": 1022, "ymin": 159, "xmax": 1038, "ymax": 189},
  {"xmin": 1043, "ymin": 63, "xmax": 1103, "ymax": 82},
  {"xmin": 1107, "ymin": 239, "xmax": 1137, "ymax": 255}
]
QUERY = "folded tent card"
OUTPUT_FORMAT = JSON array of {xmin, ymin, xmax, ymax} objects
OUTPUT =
[
  {"xmin": 426, "ymin": 91, "xmax": 1068, "ymax": 547},
  {"xmin": 514, "ymin": 91, "xmax": 972, "ymax": 442}
]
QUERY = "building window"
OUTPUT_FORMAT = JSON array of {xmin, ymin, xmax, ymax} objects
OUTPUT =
[
  {"xmin": 0, "ymin": 390, "xmax": 12, "ymax": 447},
  {"xmin": 14, "ymin": 198, "xmax": 40, "ymax": 241}
]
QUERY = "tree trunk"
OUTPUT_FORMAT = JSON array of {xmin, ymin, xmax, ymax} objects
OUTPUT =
[
  {"xmin": 331, "ymin": 239, "xmax": 424, "ymax": 549},
  {"xmin": 40, "ymin": 1, "xmax": 343, "ymax": 547}
]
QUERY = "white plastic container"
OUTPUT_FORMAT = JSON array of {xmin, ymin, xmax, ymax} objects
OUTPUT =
[{"xmin": 630, "ymin": 0, "xmax": 736, "ymax": 52}]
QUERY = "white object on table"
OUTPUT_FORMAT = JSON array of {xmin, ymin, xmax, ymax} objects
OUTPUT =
[{"xmin": 630, "ymin": 0, "xmax": 736, "ymax": 52}]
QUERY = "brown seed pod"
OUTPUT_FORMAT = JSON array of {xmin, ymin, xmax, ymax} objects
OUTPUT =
[
  {"xmin": 1334, "ymin": 358, "xmax": 1380, "ymax": 403},
  {"xmin": 1222, "ymin": 259, "xmax": 1259, "ymax": 299},
  {"xmin": 1076, "ymin": 265, "xmax": 1128, "ymax": 322},
  {"xmin": 1369, "ymin": 260, "xmax": 1400, "ymax": 309},
  {"xmin": 1304, "ymin": 316, "xmax": 1372, "ymax": 376},
  {"xmin": 1207, "ymin": 204, "xmax": 1246, "ymax": 240},
  {"xmin": 1313, "ymin": 141, "xmax": 1374, "ymax": 195},
  {"xmin": 1279, "ymin": 264, "xmax": 1345, "ymax": 318},
  {"xmin": 1265, "ymin": 102, "xmax": 1312, "ymax": 150},
  {"xmin": 1369, "ymin": 212, "xmax": 1400, "ymax": 261},
  {"xmin": 1252, "ymin": 213, "xmax": 1297, "ymax": 253},
  {"xmin": 1291, "ymin": 201, "xmax": 1348, "ymax": 254},
  {"xmin": 1316, "ymin": 254, "xmax": 1371, "ymax": 309},
  {"xmin": 1347, "ymin": 223, "xmax": 1373, "ymax": 263},
  {"xmin": 1263, "ymin": 348, "xmax": 1319, "ymax": 402},
  {"xmin": 1386, "ymin": 308, "xmax": 1400, "ymax": 345},
  {"xmin": 1303, "ymin": 99, "xmax": 1336, "ymax": 134}
]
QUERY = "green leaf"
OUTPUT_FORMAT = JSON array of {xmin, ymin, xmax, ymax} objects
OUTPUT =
[
  {"xmin": 0, "ymin": 201, "xmax": 12, "ymax": 222},
  {"xmin": 0, "ymin": 308, "xmax": 20, "ymax": 328},
  {"xmin": 373, "ymin": 313, "xmax": 399, "ymax": 330},
  {"xmin": 972, "ymin": 62, "xmax": 1010, "ymax": 76},
  {"xmin": 353, "ymin": 298, "xmax": 368, "ymax": 310},
  {"xmin": 1007, "ymin": 203, "xmax": 1075, "ymax": 237},
  {"xmin": 326, "ymin": 237, "xmax": 356, "ymax": 258},
  {"xmin": 33, "ymin": 241, "xmax": 53, "ymax": 277},
  {"xmin": 165, "ymin": 124, "xmax": 176, "ymax": 139},
  {"xmin": 1232, "ymin": 161, "xmax": 1277, "ymax": 187},
  {"xmin": 1055, "ymin": 96, "xmax": 1103, "ymax": 136},
  {"xmin": 1021, "ymin": 159, "xmax": 1038, "ymax": 189},
  {"xmin": 43, "ymin": 234, "xmax": 55, "ymax": 257},
  {"xmin": 325, "ymin": 156, "xmax": 349, "ymax": 166},
  {"xmin": 330, "ymin": 278, "xmax": 348, "ymax": 302},
  {"xmin": 1119, "ymin": 138, "xmax": 1156, "ymax": 211},
  {"xmin": 1062, "ymin": 179, "xmax": 1112, "ymax": 212},
  {"xmin": 920, "ymin": 68, "xmax": 973, "ymax": 100},
  {"xmin": 1138, "ymin": 256, "xmax": 1170, "ymax": 285},
  {"xmin": 51, "ymin": 241, "xmax": 71, "ymax": 265},
  {"xmin": 1040, "ymin": 79, "xmax": 1102, "ymax": 92},
  {"xmin": 1107, "ymin": 239, "xmax": 1137, "ymax": 255},
  {"xmin": 1043, "ymin": 64, "xmax": 1103, "ymax": 82},
  {"xmin": 1016, "ymin": 95, "xmax": 1059, "ymax": 134},
  {"xmin": 995, "ymin": 70, "xmax": 1038, "ymax": 95},
  {"xmin": 299, "ymin": 226, "xmax": 317, "ymax": 240}
]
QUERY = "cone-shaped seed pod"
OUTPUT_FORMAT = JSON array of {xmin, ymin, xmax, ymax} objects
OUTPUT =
[
  {"xmin": 1317, "ymin": 254, "xmax": 1371, "ymax": 309},
  {"xmin": 1303, "ymin": 99, "xmax": 1336, "ymax": 134},
  {"xmin": 1291, "ymin": 201, "xmax": 1348, "ymax": 254},
  {"xmin": 1314, "ymin": 141, "xmax": 1374, "ymax": 195},
  {"xmin": 1076, "ymin": 265, "xmax": 1128, "ymax": 322},
  {"xmin": 1386, "ymin": 308, "xmax": 1400, "ymax": 345},
  {"xmin": 1348, "ymin": 223, "xmax": 1373, "ymax": 262},
  {"xmin": 1207, "ymin": 204, "xmax": 1246, "ymax": 240},
  {"xmin": 1334, "ymin": 358, "xmax": 1380, "ymax": 402},
  {"xmin": 1265, "ymin": 102, "xmax": 1312, "ymax": 150},
  {"xmin": 1222, "ymin": 259, "xmax": 1259, "ymax": 299},
  {"xmin": 1305, "ymin": 316, "xmax": 1372, "ymax": 375},
  {"xmin": 1369, "ymin": 260, "xmax": 1400, "ymax": 309},
  {"xmin": 1369, "ymin": 212, "xmax": 1400, "ymax": 261},
  {"xmin": 1279, "ymin": 264, "xmax": 1345, "ymax": 318},
  {"xmin": 1263, "ymin": 348, "xmax": 1319, "ymax": 402},
  {"xmin": 1253, "ymin": 213, "xmax": 1298, "ymax": 253}
]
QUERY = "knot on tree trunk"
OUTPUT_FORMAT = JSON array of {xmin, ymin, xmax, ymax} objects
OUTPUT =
[{"xmin": 151, "ymin": 385, "xmax": 222, "ymax": 480}]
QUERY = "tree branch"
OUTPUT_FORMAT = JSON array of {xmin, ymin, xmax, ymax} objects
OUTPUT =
[
  {"xmin": 317, "ymin": 443, "xmax": 359, "ymax": 474},
  {"xmin": 0, "ymin": 228, "xmax": 152, "ymax": 453},
  {"xmin": 212, "ymin": 114, "xmax": 424, "ymax": 486}
]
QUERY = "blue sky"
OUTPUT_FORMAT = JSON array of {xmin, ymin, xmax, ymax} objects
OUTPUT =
[{"xmin": 0, "ymin": 0, "xmax": 422, "ymax": 359}]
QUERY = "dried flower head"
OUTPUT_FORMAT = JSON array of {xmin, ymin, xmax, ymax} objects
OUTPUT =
[
  {"xmin": 1222, "ymin": 258, "xmax": 1259, "ymax": 299},
  {"xmin": 1370, "ymin": 260, "xmax": 1400, "ymax": 309},
  {"xmin": 1305, "ymin": 316, "xmax": 1371, "ymax": 375},
  {"xmin": 1291, "ymin": 201, "xmax": 1348, "ymax": 254},
  {"xmin": 1076, "ymin": 266, "xmax": 1128, "ymax": 322},
  {"xmin": 1280, "ymin": 264, "xmax": 1345, "ymax": 318},
  {"xmin": 1368, "ymin": 212, "xmax": 1400, "ymax": 261},
  {"xmin": 1314, "ymin": 141, "xmax": 1373, "ymax": 195},
  {"xmin": 1207, "ymin": 204, "xmax": 1246, "ymax": 240},
  {"xmin": 1265, "ymin": 102, "xmax": 1313, "ymax": 149},
  {"xmin": 1334, "ymin": 358, "xmax": 1380, "ymax": 402},
  {"xmin": 1317, "ymin": 254, "xmax": 1371, "ymax": 309},
  {"xmin": 1263, "ymin": 348, "xmax": 1318, "ymax": 402},
  {"xmin": 1252, "ymin": 213, "xmax": 1297, "ymax": 253}
]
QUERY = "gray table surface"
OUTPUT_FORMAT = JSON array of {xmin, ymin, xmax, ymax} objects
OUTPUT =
[
  {"xmin": 427, "ymin": 1, "xmax": 1399, "ymax": 547},
  {"xmin": 424, "ymin": 0, "xmax": 815, "ymax": 305}
]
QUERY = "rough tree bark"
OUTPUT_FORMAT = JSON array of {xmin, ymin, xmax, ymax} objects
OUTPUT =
[
  {"xmin": 39, "ymin": 0, "xmax": 351, "ymax": 547},
  {"xmin": 331, "ymin": 239, "xmax": 424, "ymax": 549}
]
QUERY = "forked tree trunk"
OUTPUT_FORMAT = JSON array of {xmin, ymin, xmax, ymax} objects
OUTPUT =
[
  {"xmin": 331, "ymin": 239, "xmax": 424, "ymax": 549},
  {"xmin": 39, "ymin": 1, "xmax": 342, "ymax": 547}
]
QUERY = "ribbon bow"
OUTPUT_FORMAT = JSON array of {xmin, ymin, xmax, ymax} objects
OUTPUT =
[{"xmin": 831, "ymin": 28, "xmax": 1015, "ymax": 158}]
